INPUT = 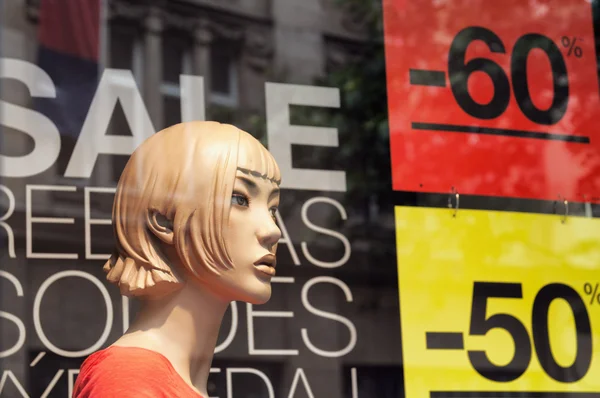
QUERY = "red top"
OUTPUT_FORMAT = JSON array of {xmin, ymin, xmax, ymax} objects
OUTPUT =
[{"xmin": 72, "ymin": 346, "xmax": 203, "ymax": 398}]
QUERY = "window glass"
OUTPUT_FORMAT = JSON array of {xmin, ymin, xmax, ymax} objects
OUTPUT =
[{"xmin": 1, "ymin": 0, "xmax": 598, "ymax": 397}]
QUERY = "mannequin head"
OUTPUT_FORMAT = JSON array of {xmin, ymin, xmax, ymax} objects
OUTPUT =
[{"xmin": 103, "ymin": 121, "xmax": 282, "ymax": 304}]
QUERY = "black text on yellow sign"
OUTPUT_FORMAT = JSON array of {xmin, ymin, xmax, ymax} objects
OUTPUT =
[{"xmin": 394, "ymin": 207, "xmax": 600, "ymax": 397}]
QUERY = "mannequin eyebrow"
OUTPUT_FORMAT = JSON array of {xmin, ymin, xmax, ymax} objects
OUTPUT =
[
  {"xmin": 235, "ymin": 175, "xmax": 280, "ymax": 199},
  {"xmin": 237, "ymin": 166, "xmax": 280, "ymax": 184}
]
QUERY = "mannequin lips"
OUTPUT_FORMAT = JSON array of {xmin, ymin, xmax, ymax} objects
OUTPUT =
[{"xmin": 254, "ymin": 253, "xmax": 276, "ymax": 277}]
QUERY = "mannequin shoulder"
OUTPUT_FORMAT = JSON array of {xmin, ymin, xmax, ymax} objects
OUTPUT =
[
  {"xmin": 72, "ymin": 346, "xmax": 185, "ymax": 397},
  {"xmin": 80, "ymin": 345, "xmax": 170, "ymax": 374}
]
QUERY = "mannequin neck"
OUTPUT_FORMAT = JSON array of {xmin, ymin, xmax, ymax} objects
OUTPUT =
[{"xmin": 113, "ymin": 280, "xmax": 229, "ymax": 396}]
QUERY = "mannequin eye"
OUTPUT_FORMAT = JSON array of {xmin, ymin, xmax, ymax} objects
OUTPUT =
[
  {"xmin": 269, "ymin": 207, "xmax": 278, "ymax": 219},
  {"xmin": 231, "ymin": 193, "xmax": 249, "ymax": 207}
]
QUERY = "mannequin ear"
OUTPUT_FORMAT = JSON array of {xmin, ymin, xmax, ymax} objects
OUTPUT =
[{"xmin": 147, "ymin": 210, "xmax": 174, "ymax": 245}]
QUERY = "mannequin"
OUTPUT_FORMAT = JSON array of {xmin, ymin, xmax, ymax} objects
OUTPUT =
[{"xmin": 73, "ymin": 121, "xmax": 282, "ymax": 397}]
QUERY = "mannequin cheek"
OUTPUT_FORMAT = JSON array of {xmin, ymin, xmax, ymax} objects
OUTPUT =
[{"xmin": 225, "ymin": 242, "xmax": 249, "ymax": 268}]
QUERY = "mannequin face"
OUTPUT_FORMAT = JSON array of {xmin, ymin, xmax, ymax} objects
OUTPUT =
[{"xmin": 215, "ymin": 168, "xmax": 281, "ymax": 304}]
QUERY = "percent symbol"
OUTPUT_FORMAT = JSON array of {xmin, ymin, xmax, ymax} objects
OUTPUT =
[
  {"xmin": 583, "ymin": 282, "xmax": 600, "ymax": 305},
  {"xmin": 561, "ymin": 36, "xmax": 583, "ymax": 57}
]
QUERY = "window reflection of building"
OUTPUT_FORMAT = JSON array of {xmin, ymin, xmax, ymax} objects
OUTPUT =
[
  {"xmin": 161, "ymin": 28, "xmax": 192, "ymax": 130},
  {"xmin": 207, "ymin": 37, "xmax": 240, "ymax": 125},
  {"xmin": 160, "ymin": 30, "xmax": 240, "ymax": 128},
  {"xmin": 210, "ymin": 37, "xmax": 239, "ymax": 109},
  {"xmin": 103, "ymin": 2, "xmax": 249, "ymax": 181}
]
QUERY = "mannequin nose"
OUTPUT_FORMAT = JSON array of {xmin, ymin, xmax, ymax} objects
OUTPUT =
[{"xmin": 257, "ymin": 214, "xmax": 281, "ymax": 249}]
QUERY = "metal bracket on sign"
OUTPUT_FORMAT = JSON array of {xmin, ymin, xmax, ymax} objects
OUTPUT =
[
  {"xmin": 448, "ymin": 187, "xmax": 459, "ymax": 218},
  {"xmin": 555, "ymin": 196, "xmax": 568, "ymax": 224}
]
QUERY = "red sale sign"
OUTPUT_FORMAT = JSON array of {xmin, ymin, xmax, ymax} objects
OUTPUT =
[{"xmin": 383, "ymin": 0, "xmax": 600, "ymax": 203}]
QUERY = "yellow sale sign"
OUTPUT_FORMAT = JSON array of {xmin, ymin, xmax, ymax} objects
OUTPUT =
[{"xmin": 395, "ymin": 206, "xmax": 600, "ymax": 397}]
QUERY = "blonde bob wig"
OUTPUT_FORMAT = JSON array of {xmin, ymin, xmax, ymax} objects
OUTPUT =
[{"xmin": 103, "ymin": 121, "xmax": 281, "ymax": 297}]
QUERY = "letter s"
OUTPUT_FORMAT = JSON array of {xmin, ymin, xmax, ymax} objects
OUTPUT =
[
  {"xmin": 301, "ymin": 276, "xmax": 357, "ymax": 357},
  {"xmin": 0, "ymin": 58, "xmax": 60, "ymax": 177},
  {"xmin": 301, "ymin": 197, "xmax": 351, "ymax": 268},
  {"xmin": 0, "ymin": 271, "xmax": 25, "ymax": 358}
]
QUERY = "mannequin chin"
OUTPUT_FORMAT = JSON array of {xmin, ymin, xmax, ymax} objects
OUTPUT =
[{"xmin": 75, "ymin": 121, "xmax": 283, "ymax": 397}]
